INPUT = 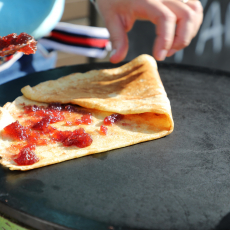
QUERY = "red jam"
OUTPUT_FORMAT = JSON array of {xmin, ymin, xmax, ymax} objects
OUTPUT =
[
  {"xmin": 5, "ymin": 103, "xmax": 95, "ymax": 166},
  {"xmin": 65, "ymin": 121, "xmax": 73, "ymax": 126},
  {"xmin": 74, "ymin": 114, "xmax": 92, "ymax": 125},
  {"xmin": 32, "ymin": 114, "xmax": 65, "ymax": 131},
  {"xmin": 7, "ymin": 143, "xmax": 27, "ymax": 154},
  {"xmin": 13, "ymin": 144, "xmax": 39, "ymax": 166},
  {"xmin": 24, "ymin": 104, "xmax": 43, "ymax": 113},
  {"xmin": 3, "ymin": 121, "xmax": 29, "ymax": 141},
  {"xmin": 103, "ymin": 114, "xmax": 124, "ymax": 126},
  {"xmin": 63, "ymin": 129, "xmax": 92, "ymax": 148},
  {"xmin": 74, "ymin": 119, "xmax": 82, "ymax": 125},
  {"xmin": 27, "ymin": 131, "xmax": 48, "ymax": 145},
  {"xmin": 18, "ymin": 42, "xmax": 37, "ymax": 55},
  {"xmin": 64, "ymin": 104, "xmax": 80, "ymax": 113},
  {"xmin": 24, "ymin": 104, "xmax": 64, "ymax": 118},
  {"xmin": 0, "ymin": 33, "xmax": 37, "ymax": 56},
  {"xmin": 52, "ymin": 128, "xmax": 93, "ymax": 148},
  {"xmin": 3, "ymin": 121, "xmax": 48, "ymax": 145},
  {"xmin": 99, "ymin": 125, "xmax": 107, "ymax": 135},
  {"xmin": 32, "ymin": 116, "xmax": 51, "ymax": 131},
  {"xmin": 23, "ymin": 103, "xmax": 82, "ymax": 118},
  {"xmin": 51, "ymin": 130, "xmax": 72, "ymax": 142},
  {"xmin": 81, "ymin": 114, "xmax": 92, "ymax": 124}
]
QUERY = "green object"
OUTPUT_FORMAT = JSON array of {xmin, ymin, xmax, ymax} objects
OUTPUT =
[{"xmin": 0, "ymin": 215, "xmax": 30, "ymax": 230}]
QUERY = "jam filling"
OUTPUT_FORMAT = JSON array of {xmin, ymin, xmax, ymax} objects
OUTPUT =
[
  {"xmin": 0, "ymin": 33, "xmax": 37, "ymax": 57},
  {"xmin": 103, "ymin": 114, "xmax": 124, "ymax": 126},
  {"xmin": 32, "ymin": 114, "xmax": 65, "ymax": 131},
  {"xmin": 3, "ymin": 103, "xmax": 94, "ymax": 166},
  {"xmin": 3, "ymin": 121, "xmax": 47, "ymax": 145},
  {"xmin": 3, "ymin": 102, "xmax": 124, "ymax": 166},
  {"xmin": 13, "ymin": 144, "xmax": 39, "ymax": 166},
  {"xmin": 74, "ymin": 114, "xmax": 92, "ymax": 126},
  {"xmin": 3, "ymin": 121, "xmax": 29, "ymax": 141},
  {"xmin": 99, "ymin": 125, "xmax": 108, "ymax": 135},
  {"xmin": 52, "ymin": 128, "xmax": 92, "ymax": 148}
]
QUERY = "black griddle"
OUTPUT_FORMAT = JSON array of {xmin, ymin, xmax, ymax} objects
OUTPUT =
[{"xmin": 0, "ymin": 62, "xmax": 230, "ymax": 230}]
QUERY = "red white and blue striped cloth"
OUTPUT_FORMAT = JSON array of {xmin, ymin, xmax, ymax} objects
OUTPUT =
[{"xmin": 39, "ymin": 22, "xmax": 111, "ymax": 59}]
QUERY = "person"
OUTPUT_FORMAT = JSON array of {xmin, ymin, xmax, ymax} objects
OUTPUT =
[
  {"xmin": 93, "ymin": 0, "xmax": 203, "ymax": 63},
  {"xmin": 0, "ymin": 0, "xmax": 203, "ymax": 84}
]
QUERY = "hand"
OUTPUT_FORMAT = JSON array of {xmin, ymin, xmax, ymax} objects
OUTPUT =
[{"xmin": 95, "ymin": 0, "xmax": 203, "ymax": 63}]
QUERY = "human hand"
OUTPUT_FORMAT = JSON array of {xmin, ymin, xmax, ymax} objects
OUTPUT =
[{"xmin": 94, "ymin": 0, "xmax": 203, "ymax": 63}]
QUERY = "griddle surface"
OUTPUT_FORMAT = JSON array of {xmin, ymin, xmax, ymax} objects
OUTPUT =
[{"xmin": 0, "ymin": 62, "xmax": 230, "ymax": 230}]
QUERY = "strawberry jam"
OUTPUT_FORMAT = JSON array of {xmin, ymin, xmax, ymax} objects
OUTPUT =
[
  {"xmin": 24, "ymin": 103, "xmax": 82, "ymax": 118},
  {"xmin": 63, "ymin": 128, "xmax": 92, "ymax": 148},
  {"xmin": 81, "ymin": 114, "xmax": 92, "ymax": 124},
  {"xmin": 65, "ymin": 121, "xmax": 73, "ymax": 126},
  {"xmin": 52, "ymin": 128, "xmax": 92, "ymax": 148},
  {"xmin": 13, "ymin": 144, "xmax": 39, "ymax": 166},
  {"xmin": 51, "ymin": 130, "xmax": 72, "ymax": 142},
  {"xmin": 24, "ymin": 104, "xmax": 42, "ymax": 114},
  {"xmin": 104, "ymin": 114, "xmax": 124, "ymax": 126},
  {"xmin": 3, "ymin": 121, "xmax": 29, "ymax": 141},
  {"xmin": 99, "ymin": 125, "xmax": 108, "ymax": 135},
  {"xmin": 32, "ymin": 114, "xmax": 65, "ymax": 131},
  {"xmin": 64, "ymin": 104, "xmax": 80, "ymax": 113},
  {"xmin": 0, "ymin": 32, "xmax": 37, "ymax": 56},
  {"xmin": 48, "ymin": 103, "xmax": 64, "ymax": 111},
  {"xmin": 74, "ymin": 114, "xmax": 92, "ymax": 125},
  {"xmin": 18, "ymin": 42, "xmax": 37, "ymax": 55},
  {"xmin": 32, "ymin": 116, "xmax": 51, "ymax": 131},
  {"xmin": 5, "ymin": 103, "xmax": 94, "ymax": 166},
  {"xmin": 3, "ymin": 121, "xmax": 47, "ymax": 145},
  {"xmin": 74, "ymin": 119, "xmax": 82, "ymax": 125}
]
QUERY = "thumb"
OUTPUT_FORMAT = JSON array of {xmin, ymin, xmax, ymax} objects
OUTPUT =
[{"xmin": 105, "ymin": 15, "xmax": 129, "ymax": 63}]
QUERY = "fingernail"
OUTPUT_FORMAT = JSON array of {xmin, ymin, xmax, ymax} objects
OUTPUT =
[
  {"xmin": 110, "ymin": 49, "xmax": 117, "ymax": 58},
  {"xmin": 157, "ymin": 49, "xmax": 168, "ymax": 61}
]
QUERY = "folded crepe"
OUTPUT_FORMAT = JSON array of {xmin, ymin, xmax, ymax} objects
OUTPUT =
[{"xmin": 0, "ymin": 54, "xmax": 174, "ymax": 170}]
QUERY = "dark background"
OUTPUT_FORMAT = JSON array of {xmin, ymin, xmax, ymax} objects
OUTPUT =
[{"xmin": 126, "ymin": 0, "xmax": 230, "ymax": 72}]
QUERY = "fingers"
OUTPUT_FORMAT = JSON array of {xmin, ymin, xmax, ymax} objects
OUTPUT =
[
  {"xmin": 131, "ymin": 0, "xmax": 202, "ymax": 61},
  {"xmin": 95, "ymin": 0, "xmax": 130, "ymax": 63},
  {"xmin": 152, "ymin": 11, "xmax": 177, "ymax": 60},
  {"xmin": 134, "ymin": 0, "xmax": 177, "ymax": 61},
  {"xmin": 166, "ymin": 2, "xmax": 194, "ymax": 49},
  {"xmin": 105, "ymin": 14, "xmax": 129, "ymax": 63},
  {"xmin": 186, "ymin": 0, "xmax": 203, "ymax": 35},
  {"xmin": 162, "ymin": 0, "xmax": 203, "ymax": 57},
  {"xmin": 138, "ymin": 0, "xmax": 203, "ymax": 60}
]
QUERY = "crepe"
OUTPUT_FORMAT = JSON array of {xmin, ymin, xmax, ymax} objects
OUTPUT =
[{"xmin": 0, "ymin": 54, "xmax": 174, "ymax": 170}]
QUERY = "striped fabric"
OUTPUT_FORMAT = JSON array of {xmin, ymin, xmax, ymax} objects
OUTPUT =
[{"xmin": 39, "ymin": 22, "xmax": 111, "ymax": 58}]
